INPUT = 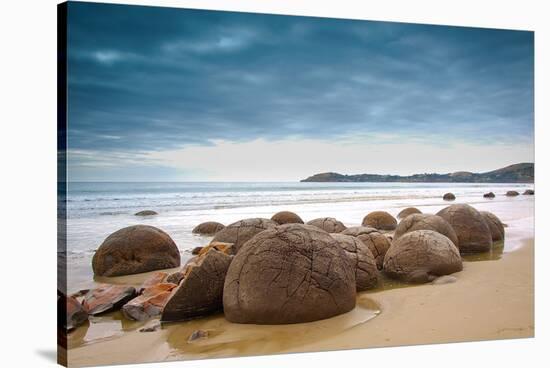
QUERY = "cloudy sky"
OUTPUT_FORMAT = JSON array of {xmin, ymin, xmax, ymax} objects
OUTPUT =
[{"xmin": 66, "ymin": 2, "xmax": 534, "ymax": 182}]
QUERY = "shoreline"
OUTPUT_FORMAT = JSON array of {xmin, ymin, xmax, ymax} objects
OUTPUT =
[{"xmin": 67, "ymin": 235, "xmax": 534, "ymax": 367}]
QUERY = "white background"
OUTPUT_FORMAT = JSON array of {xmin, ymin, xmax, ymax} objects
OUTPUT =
[{"xmin": 0, "ymin": 0, "xmax": 548, "ymax": 367}]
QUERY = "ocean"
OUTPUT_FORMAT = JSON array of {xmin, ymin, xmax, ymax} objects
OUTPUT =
[{"xmin": 63, "ymin": 181, "xmax": 534, "ymax": 292}]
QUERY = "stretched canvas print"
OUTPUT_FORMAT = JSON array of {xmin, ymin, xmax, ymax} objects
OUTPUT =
[{"xmin": 57, "ymin": 1, "xmax": 535, "ymax": 367}]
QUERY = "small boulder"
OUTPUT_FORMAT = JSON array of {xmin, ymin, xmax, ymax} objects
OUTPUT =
[
  {"xmin": 161, "ymin": 249, "xmax": 232, "ymax": 322},
  {"xmin": 361, "ymin": 211, "xmax": 397, "ymax": 230},
  {"xmin": 92, "ymin": 225, "xmax": 181, "ymax": 277},
  {"xmin": 306, "ymin": 217, "xmax": 347, "ymax": 233},
  {"xmin": 331, "ymin": 233, "xmax": 378, "ymax": 291},
  {"xmin": 66, "ymin": 295, "xmax": 88, "ymax": 330},
  {"xmin": 135, "ymin": 210, "xmax": 158, "ymax": 216},
  {"xmin": 483, "ymin": 192, "xmax": 495, "ymax": 198},
  {"xmin": 480, "ymin": 211, "xmax": 505, "ymax": 242},
  {"xmin": 192, "ymin": 221, "xmax": 225, "ymax": 235},
  {"xmin": 383, "ymin": 230, "xmax": 463, "ymax": 283},
  {"xmin": 83, "ymin": 284, "xmax": 137, "ymax": 315},
  {"xmin": 523, "ymin": 189, "xmax": 534, "ymax": 195},
  {"xmin": 506, "ymin": 191, "xmax": 519, "ymax": 197},
  {"xmin": 211, "ymin": 218, "xmax": 277, "ymax": 254},
  {"xmin": 271, "ymin": 211, "xmax": 304, "ymax": 225},
  {"xmin": 122, "ymin": 283, "xmax": 177, "ymax": 321},
  {"xmin": 397, "ymin": 207, "xmax": 422, "ymax": 220},
  {"xmin": 436, "ymin": 204, "xmax": 492, "ymax": 253},
  {"xmin": 394, "ymin": 214, "xmax": 459, "ymax": 248},
  {"xmin": 223, "ymin": 224, "xmax": 356, "ymax": 324},
  {"xmin": 342, "ymin": 226, "xmax": 391, "ymax": 270},
  {"xmin": 443, "ymin": 193, "xmax": 456, "ymax": 201}
]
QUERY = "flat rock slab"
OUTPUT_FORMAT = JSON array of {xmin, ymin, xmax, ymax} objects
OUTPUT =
[
  {"xmin": 83, "ymin": 284, "xmax": 137, "ymax": 315},
  {"xmin": 123, "ymin": 283, "xmax": 177, "ymax": 321}
]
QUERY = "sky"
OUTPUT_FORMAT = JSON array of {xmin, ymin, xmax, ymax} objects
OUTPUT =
[{"xmin": 66, "ymin": 2, "xmax": 534, "ymax": 182}]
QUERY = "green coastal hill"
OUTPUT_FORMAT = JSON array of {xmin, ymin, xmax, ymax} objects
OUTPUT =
[{"xmin": 301, "ymin": 163, "xmax": 534, "ymax": 183}]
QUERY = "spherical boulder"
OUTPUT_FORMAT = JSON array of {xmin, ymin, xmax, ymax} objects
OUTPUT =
[
  {"xmin": 306, "ymin": 217, "xmax": 347, "ymax": 233},
  {"xmin": 223, "ymin": 224, "xmax": 356, "ymax": 324},
  {"xmin": 394, "ymin": 214, "xmax": 459, "ymax": 248},
  {"xmin": 436, "ymin": 204, "xmax": 492, "ymax": 253},
  {"xmin": 383, "ymin": 230, "xmax": 463, "ymax": 283},
  {"xmin": 211, "ymin": 218, "xmax": 277, "ymax": 254},
  {"xmin": 523, "ymin": 189, "xmax": 534, "ymax": 195},
  {"xmin": 192, "ymin": 221, "xmax": 225, "ymax": 235},
  {"xmin": 480, "ymin": 211, "xmax": 505, "ymax": 242},
  {"xmin": 483, "ymin": 192, "xmax": 495, "ymax": 198},
  {"xmin": 342, "ymin": 226, "xmax": 391, "ymax": 270},
  {"xmin": 362, "ymin": 211, "xmax": 397, "ymax": 230},
  {"xmin": 443, "ymin": 193, "xmax": 456, "ymax": 201},
  {"xmin": 506, "ymin": 191, "xmax": 519, "ymax": 197},
  {"xmin": 331, "ymin": 233, "xmax": 378, "ymax": 291},
  {"xmin": 271, "ymin": 211, "xmax": 304, "ymax": 225},
  {"xmin": 397, "ymin": 207, "xmax": 422, "ymax": 220},
  {"xmin": 92, "ymin": 225, "xmax": 181, "ymax": 277},
  {"xmin": 135, "ymin": 210, "xmax": 158, "ymax": 216}
]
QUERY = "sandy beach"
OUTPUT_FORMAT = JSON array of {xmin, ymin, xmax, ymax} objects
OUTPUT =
[{"xmin": 65, "ymin": 195, "xmax": 534, "ymax": 367}]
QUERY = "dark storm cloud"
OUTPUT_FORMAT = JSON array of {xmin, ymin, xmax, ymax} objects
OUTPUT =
[{"xmin": 67, "ymin": 2, "xmax": 534, "ymax": 153}]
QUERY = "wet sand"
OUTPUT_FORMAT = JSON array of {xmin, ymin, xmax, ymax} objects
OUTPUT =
[{"xmin": 67, "ymin": 234, "xmax": 534, "ymax": 367}]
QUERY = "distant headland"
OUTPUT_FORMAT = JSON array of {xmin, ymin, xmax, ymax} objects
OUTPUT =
[{"xmin": 301, "ymin": 163, "xmax": 534, "ymax": 183}]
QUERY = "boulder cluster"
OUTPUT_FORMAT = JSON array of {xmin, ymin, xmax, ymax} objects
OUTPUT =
[
  {"xmin": 444, "ymin": 189, "xmax": 534, "ymax": 200},
  {"xmin": 67, "ymin": 204, "xmax": 509, "ymax": 330}
]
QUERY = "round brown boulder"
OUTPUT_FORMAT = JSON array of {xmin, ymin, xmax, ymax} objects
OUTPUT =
[
  {"xmin": 480, "ymin": 211, "xmax": 505, "ymax": 242},
  {"xmin": 342, "ymin": 226, "xmax": 391, "ymax": 270},
  {"xmin": 483, "ymin": 192, "xmax": 495, "ymax": 198},
  {"xmin": 211, "ymin": 218, "xmax": 277, "ymax": 254},
  {"xmin": 331, "ymin": 233, "xmax": 378, "ymax": 291},
  {"xmin": 436, "ymin": 204, "xmax": 492, "ymax": 253},
  {"xmin": 362, "ymin": 211, "xmax": 397, "ymax": 230},
  {"xmin": 523, "ymin": 189, "xmax": 534, "ymax": 195},
  {"xmin": 443, "ymin": 193, "xmax": 456, "ymax": 201},
  {"xmin": 271, "ymin": 211, "xmax": 304, "ymax": 225},
  {"xmin": 192, "ymin": 221, "xmax": 225, "ymax": 235},
  {"xmin": 306, "ymin": 217, "xmax": 347, "ymax": 233},
  {"xmin": 223, "ymin": 224, "xmax": 356, "ymax": 324},
  {"xmin": 394, "ymin": 214, "xmax": 459, "ymax": 248},
  {"xmin": 383, "ymin": 230, "xmax": 463, "ymax": 283},
  {"xmin": 92, "ymin": 225, "xmax": 181, "ymax": 277},
  {"xmin": 135, "ymin": 210, "xmax": 158, "ymax": 216},
  {"xmin": 397, "ymin": 207, "xmax": 422, "ymax": 220},
  {"xmin": 506, "ymin": 191, "xmax": 519, "ymax": 197}
]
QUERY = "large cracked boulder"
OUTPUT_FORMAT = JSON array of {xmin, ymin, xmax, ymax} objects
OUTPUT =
[
  {"xmin": 394, "ymin": 214, "xmax": 459, "ymax": 248},
  {"xmin": 383, "ymin": 230, "xmax": 463, "ymax": 283},
  {"xmin": 397, "ymin": 207, "xmax": 422, "ymax": 220},
  {"xmin": 330, "ymin": 233, "xmax": 378, "ymax": 291},
  {"xmin": 223, "ymin": 224, "xmax": 356, "ymax": 324},
  {"xmin": 211, "ymin": 218, "xmax": 277, "ymax": 254},
  {"xmin": 161, "ymin": 249, "xmax": 232, "ymax": 322},
  {"xmin": 362, "ymin": 211, "xmax": 397, "ymax": 230},
  {"xmin": 306, "ymin": 217, "xmax": 347, "ymax": 233},
  {"xmin": 480, "ymin": 211, "xmax": 505, "ymax": 242},
  {"xmin": 436, "ymin": 204, "xmax": 492, "ymax": 253},
  {"xmin": 342, "ymin": 226, "xmax": 391, "ymax": 270},
  {"xmin": 92, "ymin": 225, "xmax": 181, "ymax": 277},
  {"xmin": 271, "ymin": 211, "xmax": 304, "ymax": 225},
  {"xmin": 192, "ymin": 221, "xmax": 225, "ymax": 235}
]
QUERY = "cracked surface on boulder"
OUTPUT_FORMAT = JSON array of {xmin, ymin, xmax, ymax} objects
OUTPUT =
[
  {"xmin": 362, "ymin": 211, "xmax": 397, "ymax": 230},
  {"xmin": 271, "ymin": 211, "xmax": 304, "ymax": 225},
  {"xmin": 161, "ymin": 249, "xmax": 232, "ymax": 322},
  {"xmin": 436, "ymin": 204, "xmax": 492, "ymax": 253},
  {"xmin": 397, "ymin": 207, "xmax": 422, "ymax": 220},
  {"xmin": 223, "ymin": 224, "xmax": 356, "ymax": 324},
  {"xmin": 306, "ymin": 217, "xmax": 347, "ymax": 233},
  {"xmin": 331, "ymin": 233, "xmax": 378, "ymax": 291},
  {"xmin": 92, "ymin": 225, "xmax": 180, "ymax": 277},
  {"xmin": 342, "ymin": 226, "xmax": 391, "ymax": 270},
  {"xmin": 394, "ymin": 214, "xmax": 459, "ymax": 248},
  {"xmin": 192, "ymin": 221, "xmax": 225, "ymax": 235},
  {"xmin": 383, "ymin": 230, "xmax": 463, "ymax": 283},
  {"xmin": 211, "ymin": 218, "xmax": 277, "ymax": 254}
]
